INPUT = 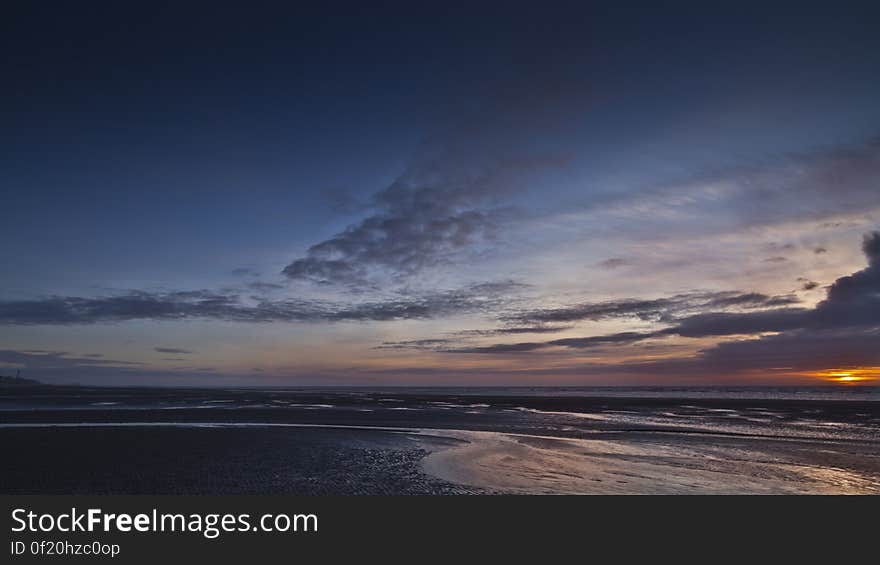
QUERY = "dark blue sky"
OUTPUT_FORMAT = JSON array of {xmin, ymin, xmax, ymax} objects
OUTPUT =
[{"xmin": 2, "ymin": 2, "xmax": 880, "ymax": 385}]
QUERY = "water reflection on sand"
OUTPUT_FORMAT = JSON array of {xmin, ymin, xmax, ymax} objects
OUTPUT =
[{"xmin": 421, "ymin": 430, "xmax": 880, "ymax": 494}]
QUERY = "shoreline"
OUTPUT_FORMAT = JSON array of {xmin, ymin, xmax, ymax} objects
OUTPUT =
[
  {"xmin": 3, "ymin": 421, "xmax": 878, "ymax": 494},
  {"xmin": 2, "ymin": 388, "xmax": 878, "ymax": 495}
]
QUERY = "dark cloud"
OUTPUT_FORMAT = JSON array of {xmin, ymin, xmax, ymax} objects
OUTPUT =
[
  {"xmin": 814, "ymin": 247, "xmax": 828, "ymax": 254},
  {"xmin": 449, "ymin": 341, "xmax": 547, "ymax": 354},
  {"xmin": 154, "ymin": 347, "xmax": 194, "ymax": 355},
  {"xmin": 598, "ymin": 258, "xmax": 630, "ymax": 269},
  {"xmin": 466, "ymin": 326, "xmax": 573, "ymax": 335},
  {"xmin": 671, "ymin": 309, "xmax": 809, "ymax": 337},
  {"xmin": 797, "ymin": 278, "xmax": 820, "ymax": 291},
  {"xmin": 429, "ymin": 291, "xmax": 800, "ymax": 355},
  {"xmin": 375, "ymin": 339, "xmax": 453, "ymax": 350},
  {"xmin": 763, "ymin": 256, "xmax": 788, "ymax": 263},
  {"xmin": 282, "ymin": 150, "xmax": 567, "ymax": 286},
  {"xmin": 496, "ymin": 326, "xmax": 570, "ymax": 334},
  {"xmin": 447, "ymin": 231, "xmax": 880, "ymax": 367},
  {"xmin": 699, "ymin": 328, "xmax": 880, "ymax": 372},
  {"xmin": 509, "ymin": 291, "xmax": 799, "ymax": 325},
  {"xmin": 808, "ymin": 232, "xmax": 880, "ymax": 329},
  {"xmin": 0, "ymin": 290, "xmax": 244, "ymax": 325},
  {"xmin": 448, "ymin": 331, "xmax": 662, "ymax": 354},
  {"xmin": 862, "ymin": 231, "xmax": 880, "ymax": 264},
  {"xmin": 512, "ymin": 297, "xmax": 674, "ymax": 324},
  {"xmin": 548, "ymin": 332, "xmax": 667, "ymax": 349},
  {"xmin": 382, "ymin": 324, "xmax": 573, "ymax": 351},
  {"xmin": 703, "ymin": 292, "xmax": 798, "ymax": 309},
  {"xmin": 0, "ymin": 282, "xmax": 523, "ymax": 325},
  {"xmin": 578, "ymin": 326, "xmax": 879, "ymax": 379}
]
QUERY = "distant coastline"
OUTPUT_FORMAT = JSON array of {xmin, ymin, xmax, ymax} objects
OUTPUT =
[{"xmin": 0, "ymin": 375, "xmax": 42, "ymax": 386}]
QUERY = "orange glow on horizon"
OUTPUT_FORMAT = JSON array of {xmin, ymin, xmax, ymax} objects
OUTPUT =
[{"xmin": 809, "ymin": 367, "xmax": 880, "ymax": 384}]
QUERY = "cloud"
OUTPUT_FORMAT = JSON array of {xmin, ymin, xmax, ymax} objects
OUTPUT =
[
  {"xmin": 863, "ymin": 232, "xmax": 880, "ymax": 262},
  {"xmin": 282, "ymin": 206, "xmax": 506, "ymax": 286},
  {"xmin": 386, "ymin": 290, "xmax": 803, "ymax": 355},
  {"xmin": 444, "ymin": 231, "xmax": 880, "ymax": 368},
  {"xmin": 449, "ymin": 342, "xmax": 548, "ymax": 354},
  {"xmin": 0, "ymin": 349, "xmax": 143, "ymax": 369},
  {"xmin": 548, "ymin": 332, "xmax": 667, "ymax": 349},
  {"xmin": 698, "ymin": 328, "xmax": 880, "ymax": 372},
  {"xmin": 380, "ymin": 324, "xmax": 573, "ymax": 351},
  {"xmin": 702, "ymin": 292, "xmax": 798, "ymax": 309},
  {"xmin": 670, "ymin": 309, "xmax": 808, "ymax": 337},
  {"xmin": 597, "ymin": 258, "xmax": 630, "ymax": 269},
  {"xmin": 457, "ymin": 326, "xmax": 573, "ymax": 336},
  {"xmin": 720, "ymin": 138, "xmax": 880, "ymax": 226},
  {"xmin": 0, "ymin": 290, "xmax": 244, "ymax": 325},
  {"xmin": 808, "ymin": 231, "xmax": 880, "ymax": 329},
  {"xmin": 375, "ymin": 339, "xmax": 453, "ymax": 350},
  {"xmin": 154, "ymin": 347, "xmax": 194, "ymax": 355},
  {"xmin": 568, "ymin": 326, "xmax": 880, "ymax": 380},
  {"xmin": 0, "ymin": 281, "xmax": 524, "ymax": 325},
  {"xmin": 587, "ymin": 137, "xmax": 880, "ymax": 238},
  {"xmin": 797, "ymin": 278, "xmax": 820, "ymax": 291},
  {"xmin": 449, "ymin": 331, "xmax": 661, "ymax": 354},
  {"xmin": 282, "ymin": 149, "xmax": 567, "ymax": 286},
  {"xmin": 508, "ymin": 291, "xmax": 799, "ymax": 325}
]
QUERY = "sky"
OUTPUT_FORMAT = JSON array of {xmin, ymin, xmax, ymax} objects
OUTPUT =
[{"xmin": 2, "ymin": 1, "xmax": 880, "ymax": 386}]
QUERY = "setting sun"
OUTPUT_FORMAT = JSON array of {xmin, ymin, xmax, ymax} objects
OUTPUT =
[{"xmin": 811, "ymin": 368, "xmax": 880, "ymax": 384}]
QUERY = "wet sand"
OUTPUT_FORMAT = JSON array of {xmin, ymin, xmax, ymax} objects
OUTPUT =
[
  {"xmin": 423, "ymin": 430, "xmax": 880, "ymax": 494},
  {"xmin": 1, "ymin": 426, "xmax": 482, "ymax": 494},
  {"xmin": 2, "ymin": 386, "xmax": 879, "ymax": 494}
]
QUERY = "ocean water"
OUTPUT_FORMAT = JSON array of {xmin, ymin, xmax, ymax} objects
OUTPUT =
[
  {"xmin": 2, "ymin": 384, "xmax": 878, "ymax": 442},
  {"xmin": 3, "ymin": 385, "xmax": 878, "ymax": 409}
]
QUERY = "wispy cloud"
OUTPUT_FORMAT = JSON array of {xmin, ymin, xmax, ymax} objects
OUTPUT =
[
  {"xmin": 154, "ymin": 347, "xmax": 194, "ymax": 355},
  {"xmin": 375, "ymin": 339, "xmax": 453, "ymax": 350},
  {"xmin": 686, "ymin": 138, "xmax": 880, "ymax": 227},
  {"xmin": 441, "ymin": 231, "xmax": 880, "ymax": 373},
  {"xmin": 0, "ymin": 281, "xmax": 525, "ymax": 325},
  {"xmin": 0, "ymin": 349, "xmax": 143, "ymax": 369},
  {"xmin": 507, "ymin": 291, "xmax": 798, "ymax": 325},
  {"xmin": 448, "ymin": 331, "xmax": 660, "ymax": 354}
]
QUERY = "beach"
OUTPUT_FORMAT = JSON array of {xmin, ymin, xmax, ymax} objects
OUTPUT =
[{"xmin": 2, "ymin": 386, "xmax": 879, "ymax": 494}]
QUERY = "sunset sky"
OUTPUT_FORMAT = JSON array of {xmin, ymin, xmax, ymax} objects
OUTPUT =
[{"xmin": 2, "ymin": 2, "xmax": 879, "ymax": 386}]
